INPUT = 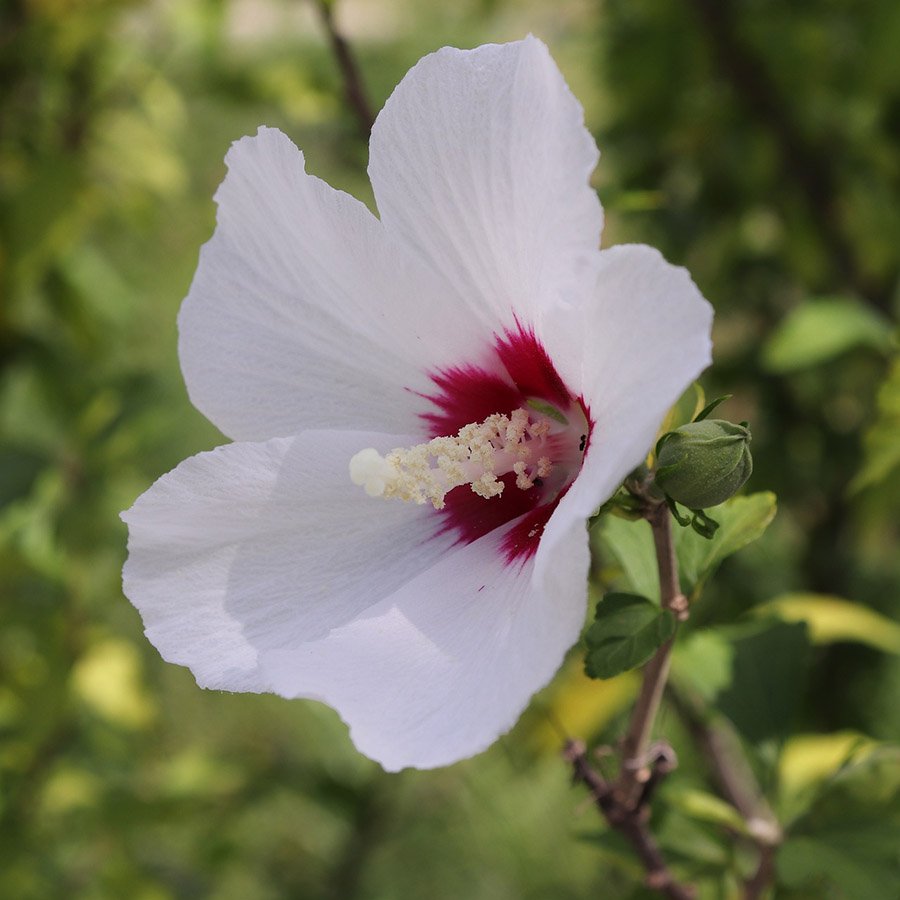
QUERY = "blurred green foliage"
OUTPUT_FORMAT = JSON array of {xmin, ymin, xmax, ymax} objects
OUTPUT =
[{"xmin": 1, "ymin": 0, "xmax": 898, "ymax": 897}]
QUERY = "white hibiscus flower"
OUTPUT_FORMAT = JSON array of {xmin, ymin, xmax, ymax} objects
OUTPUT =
[{"xmin": 121, "ymin": 36, "xmax": 712, "ymax": 771}]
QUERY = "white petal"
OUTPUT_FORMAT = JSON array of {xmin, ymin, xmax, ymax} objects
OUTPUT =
[
  {"xmin": 262, "ymin": 519, "xmax": 590, "ymax": 771},
  {"xmin": 121, "ymin": 430, "xmax": 456, "ymax": 692},
  {"xmin": 536, "ymin": 244, "xmax": 713, "ymax": 587},
  {"xmin": 369, "ymin": 36, "xmax": 604, "ymax": 329},
  {"xmin": 179, "ymin": 127, "xmax": 485, "ymax": 442}
]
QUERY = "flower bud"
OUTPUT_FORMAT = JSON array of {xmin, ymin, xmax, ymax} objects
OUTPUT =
[{"xmin": 654, "ymin": 419, "xmax": 752, "ymax": 509}]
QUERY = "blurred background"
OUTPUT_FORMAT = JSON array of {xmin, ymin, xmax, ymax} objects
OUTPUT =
[{"xmin": 1, "ymin": 0, "xmax": 898, "ymax": 897}]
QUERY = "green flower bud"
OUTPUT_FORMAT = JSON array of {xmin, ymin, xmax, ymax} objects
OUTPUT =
[{"xmin": 654, "ymin": 419, "xmax": 752, "ymax": 509}]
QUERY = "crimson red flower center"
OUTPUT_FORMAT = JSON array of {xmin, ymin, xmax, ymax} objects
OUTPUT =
[{"xmin": 421, "ymin": 324, "xmax": 592, "ymax": 563}]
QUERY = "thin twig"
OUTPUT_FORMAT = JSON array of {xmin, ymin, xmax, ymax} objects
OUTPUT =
[
  {"xmin": 312, "ymin": 0, "xmax": 375, "ymax": 137},
  {"xmin": 744, "ymin": 843, "xmax": 776, "ymax": 900},
  {"xmin": 669, "ymin": 691, "xmax": 759, "ymax": 822},
  {"xmin": 617, "ymin": 502, "xmax": 687, "ymax": 809},
  {"xmin": 565, "ymin": 741, "xmax": 695, "ymax": 900},
  {"xmin": 617, "ymin": 641, "xmax": 675, "ymax": 803},
  {"xmin": 669, "ymin": 689, "xmax": 781, "ymax": 899}
]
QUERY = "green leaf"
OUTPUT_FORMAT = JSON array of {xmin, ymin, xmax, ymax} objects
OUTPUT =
[
  {"xmin": 715, "ymin": 620, "xmax": 811, "ymax": 745},
  {"xmin": 761, "ymin": 297, "xmax": 894, "ymax": 373},
  {"xmin": 575, "ymin": 829, "xmax": 644, "ymax": 876},
  {"xmin": 778, "ymin": 836, "xmax": 898, "ymax": 900},
  {"xmin": 756, "ymin": 593, "xmax": 900, "ymax": 654},
  {"xmin": 654, "ymin": 810, "xmax": 731, "ymax": 868},
  {"xmin": 663, "ymin": 785, "xmax": 749, "ymax": 834},
  {"xmin": 675, "ymin": 492, "xmax": 778, "ymax": 598},
  {"xmin": 796, "ymin": 744, "xmax": 900, "ymax": 819},
  {"xmin": 670, "ymin": 630, "xmax": 735, "ymax": 702},
  {"xmin": 584, "ymin": 593, "xmax": 676, "ymax": 680},
  {"xmin": 593, "ymin": 516, "xmax": 660, "ymax": 602},
  {"xmin": 778, "ymin": 732, "xmax": 878, "ymax": 819},
  {"xmin": 595, "ymin": 493, "xmax": 777, "ymax": 602},
  {"xmin": 778, "ymin": 747, "xmax": 900, "ymax": 899},
  {"xmin": 850, "ymin": 354, "xmax": 900, "ymax": 492}
]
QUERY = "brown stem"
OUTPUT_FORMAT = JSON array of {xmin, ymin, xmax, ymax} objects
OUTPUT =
[
  {"xmin": 744, "ymin": 844, "xmax": 776, "ymax": 900},
  {"xmin": 312, "ymin": 0, "xmax": 375, "ymax": 138},
  {"xmin": 575, "ymin": 491, "xmax": 780, "ymax": 896},
  {"xmin": 617, "ymin": 503, "xmax": 687, "ymax": 807},
  {"xmin": 566, "ymin": 499, "xmax": 697, "ymax": 896},
  {"xmin": 618, "ymin": 641, "xmax": 675, "ymax": 800}
]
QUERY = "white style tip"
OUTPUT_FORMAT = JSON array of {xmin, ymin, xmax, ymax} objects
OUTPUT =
[{"xmin": 349, "ymin": 448, "xmax": 394, "ymax": 498}]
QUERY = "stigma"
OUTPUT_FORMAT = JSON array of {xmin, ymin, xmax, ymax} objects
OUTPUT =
[{"xmin": 349, "ymin": 408, "xmax": 558, "ymax": 509}]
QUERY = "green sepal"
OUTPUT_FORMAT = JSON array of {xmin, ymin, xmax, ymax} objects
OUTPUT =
[
  {"xmin": 693, "ymin": 394, "xmax": 732, "ymax": 423},
  {"xmin": 666, "ymin": 495, "xmax": 692, "ymax": 528},
  {"xmin": 689, "ymin": 508, "xmax": 720, "ymax": 539},
  {"xmin": 665, "ymin": 498, "xmax": 720, "ymax": 540}
]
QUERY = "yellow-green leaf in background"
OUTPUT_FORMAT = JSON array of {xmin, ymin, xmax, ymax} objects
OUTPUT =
[
  {"xmin": 756, "ymin": 593, "xmax": 900, "ymax": 653},
  {"xmin": 663, "ymin": 785, "xmax": 749, "ymax": 835},
  {"xmin": 777, "ymin": 746, "xmax": 900, "ymax": 900},
  {"xmin": 654, "ymin": 381, "xmax": 707, "ymax": 452},
  {"xmin": 778, "ymin": 731, "xmax": 877, "ymax": 818},
  {"xmin": 39, "ymin": 766, "xmax": 102, "ymax": 818},
  {"xmin": 761, "ymin": 297, "xmax": 894, "ymax": 373},
  {"xmin": 70, "ymin": 638, "xmax": 157, "ymax": 729},
  {"xmin": 525, "ymin": 661, "xmax": 639, "ymax": 755},
  {"xmin": 160, "ymin": 749, "xmax": 245, "ymax": 800}
]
